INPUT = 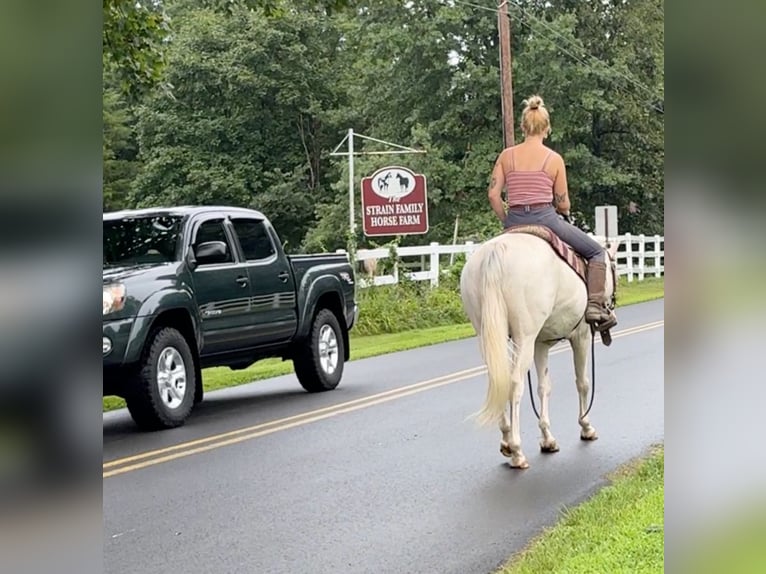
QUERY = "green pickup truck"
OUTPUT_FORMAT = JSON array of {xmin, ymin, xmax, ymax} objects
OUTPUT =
[{"xmin": 103, "ymin": 206, "xmax": 358, "ymax": 430}]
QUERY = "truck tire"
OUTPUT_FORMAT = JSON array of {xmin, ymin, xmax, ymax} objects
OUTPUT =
[
  {"xmin": 294, "ymin": 308, "xmax": 345, "ymax": 393},
  {"xmin": 126, "ymin": 326, "xmax": 197, "ymax": 430}
]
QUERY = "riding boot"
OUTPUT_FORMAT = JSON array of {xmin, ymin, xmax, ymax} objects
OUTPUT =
[{"xmin": 585, "ymin": 260, "xmax": 617, "ymax": 330}]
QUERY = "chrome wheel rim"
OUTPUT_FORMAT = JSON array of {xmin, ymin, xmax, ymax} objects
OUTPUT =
[
  {"xmin": 318, "ymin": 324, "xmax": 339, "ymax": 375},
  {"xmin": 156, "ymin": 347, "xmax": 187, "ymax": 410}
]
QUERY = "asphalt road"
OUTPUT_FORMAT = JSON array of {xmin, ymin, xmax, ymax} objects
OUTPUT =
[{"xmin": 104, "ymin": 299, "xmax": 664, "ymax": 574}]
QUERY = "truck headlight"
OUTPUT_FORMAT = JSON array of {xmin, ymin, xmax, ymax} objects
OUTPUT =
[{"xmin": 103, "ymin": 283, "xmax": 126, "ymax": 315}]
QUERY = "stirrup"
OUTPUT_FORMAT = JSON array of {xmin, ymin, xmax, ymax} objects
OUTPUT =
[
  {"xmin": 588, "ymin": 310, "xmax": 617, "ymax": 346},
  {"xmin": 593, "ymin": 311, "xmax": 617, "ymax": 331}
]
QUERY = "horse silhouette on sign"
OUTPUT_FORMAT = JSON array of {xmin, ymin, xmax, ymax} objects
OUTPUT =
[{"xmin": 373, "ymin": 170, "xmax": 413, "ymax": 202}]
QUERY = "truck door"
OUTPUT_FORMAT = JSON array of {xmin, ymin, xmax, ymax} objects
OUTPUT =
[
  {"xmin": 189, "ymin": 216, "xmax": 257, "ymax": 355},
  {"xmin": 229, "ymin": 216, "xmax": 298, "ymax": 344}
]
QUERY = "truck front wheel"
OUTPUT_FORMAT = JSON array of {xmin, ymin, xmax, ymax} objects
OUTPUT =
[
  {"xmin": 294, "ymin": 308, "xmax": 345, "ymax": 393},
  {"xmin": 126, "ymin": 326, "xmax": 197, "ymax": 430}
]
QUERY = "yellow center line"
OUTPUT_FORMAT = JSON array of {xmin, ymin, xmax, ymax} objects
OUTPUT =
[
  {"xmin": 103, "ymin": 365, "xmax": 487, "ymax": 469},
  {"xmin": 103, "ymin": 320, "xmax": 663, "ymax": 478},
  {"xmin": 103, "ymin": 371, "xmax": 485, "ymax": 478}
]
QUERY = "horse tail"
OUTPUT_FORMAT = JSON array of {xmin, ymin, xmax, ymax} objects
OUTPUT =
[{"xmin": 475, "ymin": 244, "xmax": 513, "ymax": 427}]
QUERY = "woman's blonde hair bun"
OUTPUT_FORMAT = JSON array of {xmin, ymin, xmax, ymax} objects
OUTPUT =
[
  {"xmin": 520, "ymin": 94, "xmax": 550, "ymax": 137},
  {"xmin": 523, "ymin": 95, "xmax": 544, "ymax": 111}
]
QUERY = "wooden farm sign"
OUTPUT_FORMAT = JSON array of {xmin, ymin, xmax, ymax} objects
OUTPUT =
[{"xmin": 361, "ymin": 166, "xmax": 429, "ymax": 237}]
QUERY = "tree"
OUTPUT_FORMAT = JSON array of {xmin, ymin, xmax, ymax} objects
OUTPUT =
[
  {"xmin": 103, "ymin": 0, "xmax": 172, "ymax": 102},
  {"xmin": 102, "ymin": 0, "xmax": 351, "ymax": 102},
  {"xmin": 511, "ymin": 0, "xmax": 664, "ymax": 233},
  {"xmin": 302, "ymin": 0, "xmax": 507, "ymax": 250},
  {"xmin": 103, "ymin": 82, "xmax": 141, "ymax": 212},
  {"xmin": 110, "ymin": 0, "xmax": 664, "ymax": 248},
  {"xmin": 129, "ymin": 5, "xmax": 349, "ymax": 248}
]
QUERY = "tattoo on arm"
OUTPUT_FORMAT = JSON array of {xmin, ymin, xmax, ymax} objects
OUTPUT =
[
  {"xmin": 554, "ymin": 192, "xmax": 567, "ymax": 205},
  {"xmin": 490, "ymin": 176, "xmax": 497, "ymax": 190}
]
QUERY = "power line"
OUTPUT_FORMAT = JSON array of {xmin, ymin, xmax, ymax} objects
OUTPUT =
[
  {"xmin": 507, "ymin": 6, "xmax": 664, "ymax": 115},
  {"xmin": 440, "ymin": 0, "xmax": 664, "ymax": 115},
  {"xmin": 506, "ymin": 0, "xmax": 663, "ymax": 111}
]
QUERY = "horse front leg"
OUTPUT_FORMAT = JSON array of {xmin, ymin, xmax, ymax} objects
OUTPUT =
[
  {"xmin": 534, "ymin": 340, "xmax": 559, "ymax": 453},
  {"xmin": 571, "ymin": 326, "xmax": 598, "ymax": 441}
]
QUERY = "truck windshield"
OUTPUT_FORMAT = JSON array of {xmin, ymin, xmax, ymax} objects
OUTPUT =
[{"xmin": 104, "ymin": 215, "xmax": 184, "ymax": 268}]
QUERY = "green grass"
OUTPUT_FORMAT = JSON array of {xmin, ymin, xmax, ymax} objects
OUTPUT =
[
  {"xmin": 103, "ymin": 276, "xmax": 663, "ymax": 412},
  {"xmin": 499, "ymin": 445, "xmax": 665, "ymax": 574},
  {"xmin": 616, "ymin": 275, "xmax": 665, "ymax": 306}
]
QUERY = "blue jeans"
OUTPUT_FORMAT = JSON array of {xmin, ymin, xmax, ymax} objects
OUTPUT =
[{"xmin": 503, "ymin": 205, "xmax": 605, "ymax": 262}]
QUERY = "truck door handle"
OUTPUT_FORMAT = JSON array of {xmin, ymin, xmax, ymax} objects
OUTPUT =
[
  {"xmin": 277, "ymin": 271, "xmax": 289, "ymax": 283},
  {"xmin": 235, "ymin": 276, "xmax": 249, "ymax": 287}
]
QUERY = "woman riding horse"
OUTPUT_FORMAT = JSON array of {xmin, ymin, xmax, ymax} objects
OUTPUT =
[{"xmin": 486, "ymin": 95, "xmax": 616, "ymax": 329}]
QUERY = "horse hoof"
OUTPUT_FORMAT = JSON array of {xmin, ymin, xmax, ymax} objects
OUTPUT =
[
  {"xmin": 509, "ymin": 458, "xmax": 529, "ymax": 470},
  {"xmin": 500, "ymin": 442, "xmax": 513, "ymax": 458},
  {"xmin": 580, "ymin": 430, "xmax": 598, "ymax": 441},
  {"xmin": 540, "ymin": 441, "xmax": 560, "ymax": 453}
]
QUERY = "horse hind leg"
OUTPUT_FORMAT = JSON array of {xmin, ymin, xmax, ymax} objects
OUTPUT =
[
  {"xmin": 498, "ymin": 337, "xmax": 513, "ymax": 457},
  {"xmin": 499, "ymin": 410, "xmax": 511, "ymax": 457},
  {"xmin": 504, "ymin": 336, "xmax": 534, "ymax": 469},
  {"xmin": 534, "ymin": 340, "xmax": 559, "ymax": 453},
  {"xmin": 571, "ymin": 326, "xmax": 598, "ymax": 440}
]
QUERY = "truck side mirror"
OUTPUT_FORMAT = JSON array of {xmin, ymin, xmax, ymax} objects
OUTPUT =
[{"xmin": 194, "ymin": 241, "xmax": 229, "ymax": 265}]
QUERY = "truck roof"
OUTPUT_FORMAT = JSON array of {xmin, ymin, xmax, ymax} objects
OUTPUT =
[{"xmin": 103, "ymin": 205, "xmax": 268, "ymax": 221}]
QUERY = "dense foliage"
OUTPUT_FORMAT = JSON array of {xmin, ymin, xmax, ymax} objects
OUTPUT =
[
  {"xmin": 103, "ymin": 0, "xmax": 664, "ymax": 249},
  {"xmin": 355, "ymin": 271, "xmax": 468, "ymax": 335}
]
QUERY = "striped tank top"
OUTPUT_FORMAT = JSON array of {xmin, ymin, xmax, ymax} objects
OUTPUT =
[{"xmin": 505, "ymin": 150, "xmax": 555, "ymax": 208}]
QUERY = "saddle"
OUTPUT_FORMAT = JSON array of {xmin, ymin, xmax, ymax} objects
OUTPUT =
[
  {"xmin": 502, "ymin": 224, "xmax": 617, "ymax": 345},
  {"xmin": 503, "ymin": 224, "xmax": 587, "ymax": 284}
]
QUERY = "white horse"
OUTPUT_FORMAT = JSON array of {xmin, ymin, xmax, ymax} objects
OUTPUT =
[{"xmin": 460, "ymin": 230, "xmax": 619, "ymax": 469}]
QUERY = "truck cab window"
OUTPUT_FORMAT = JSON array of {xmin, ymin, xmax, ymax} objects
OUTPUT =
[
  {"xmin": 232, "ymin": 218, "xmax": 276, "ymax": 262},
  {"xmin": 103, "ymin": 215, "xmax": 183, "ymax": 268},
  {"xmin": 193, "ymin": 219, "xmax": 233, "ymax": 264}
]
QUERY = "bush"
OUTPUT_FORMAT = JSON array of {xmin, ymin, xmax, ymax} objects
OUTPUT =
[{"xmin": 354, "ymin": 277, "xmax": 467, "ymax": 336}]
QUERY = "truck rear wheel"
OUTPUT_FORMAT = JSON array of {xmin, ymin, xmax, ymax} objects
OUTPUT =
[
  {"xmin": 294, "ymin": 308, "xmax": 345, "ymax": 393},
  {"xmin": 126, "ymin": 326, "xmax": 197, "ymax": 430}
]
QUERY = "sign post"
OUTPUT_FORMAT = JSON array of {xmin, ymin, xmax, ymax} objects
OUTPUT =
[
  {"xmin": 594, "ymin": 205, "xmax": 618, "ymax": 242},
  {"xmin": 347, "ymin": 128, "xmax": 354, "ymax": 237},
  {"xmin": 361, "ymin": 166, "xmax": 429, "ymax": 237}
]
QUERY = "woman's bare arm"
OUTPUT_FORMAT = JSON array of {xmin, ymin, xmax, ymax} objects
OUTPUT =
[
  {"xmin": 552, "ymin": 155, "xmax": 571, "ymax": 215},
  {"xmin": 488, "ymin": 154, "xmax": 507, "ymax": 222}
]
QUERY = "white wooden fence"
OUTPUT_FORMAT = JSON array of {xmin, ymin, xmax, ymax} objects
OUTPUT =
[{"xmin": 339, "ymin": 233, "xmax": 664, "ymax": 288}]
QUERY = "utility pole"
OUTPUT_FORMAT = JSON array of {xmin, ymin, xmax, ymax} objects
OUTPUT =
[{"xmin": 497, "ymin": 1, "xmax": 514, "ymax": 148}]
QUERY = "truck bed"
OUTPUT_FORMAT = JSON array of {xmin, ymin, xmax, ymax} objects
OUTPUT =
[{"xmin": 288, "ymin": 252, "xmax": 353, "ymax": 286}]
